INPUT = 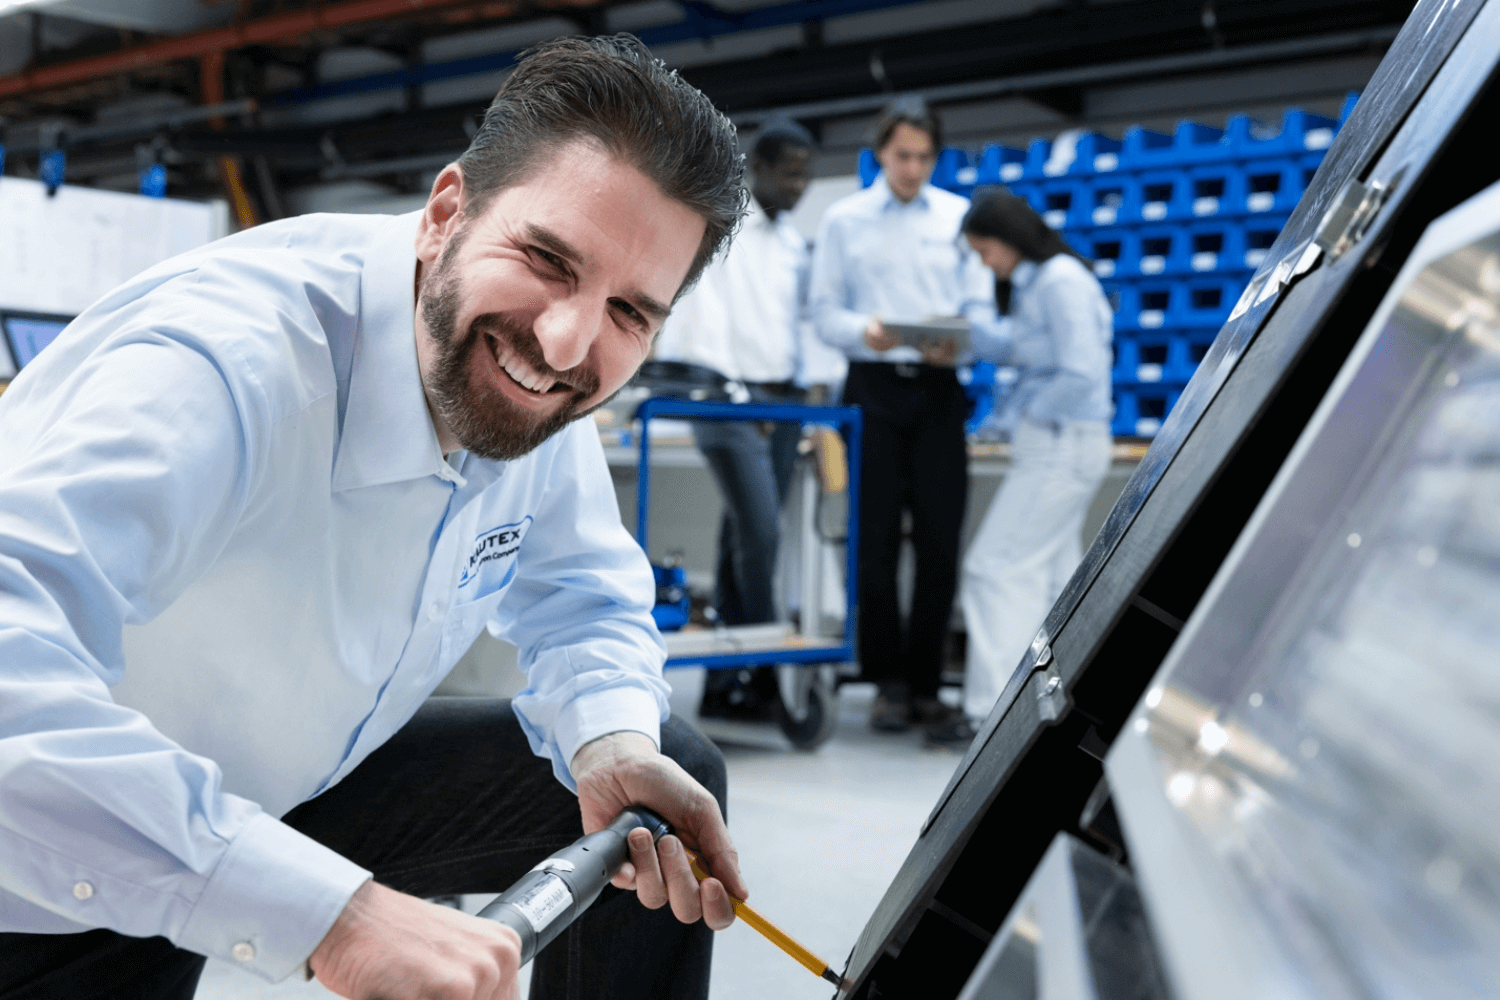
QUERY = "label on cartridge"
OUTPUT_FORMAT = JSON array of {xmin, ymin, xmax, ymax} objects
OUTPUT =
[{"xmin": 513, "ymin": 873, "xmax": 573, "ymax": 932}]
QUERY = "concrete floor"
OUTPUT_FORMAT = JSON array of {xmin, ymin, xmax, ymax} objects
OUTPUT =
[{"xmin": 194, "ymin": 675, "xmax": 964, "ymax": 1000}]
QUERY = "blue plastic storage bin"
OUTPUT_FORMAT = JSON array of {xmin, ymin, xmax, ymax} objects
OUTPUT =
[
  {"xmin": 931, "ymin": 147, "xmax": 973, "ymax": 195},
  {"xmin": 1171, "ymin": 278, "xmax": 1242, "ymax": 329},
  {"xmin": 1036, "ymin": 177, "xmax": 1088, "ymax": 229},
  {"xmin": 1132, "ymin": 227, "xmax": 1178, "ymax": 279},
  {"xmin": 1071, "ymin": 132, "xmax": 1124, "ymax": 175},
  {"xmin": 1183, "ymin": 164, "xmax": 1246, "ymax": 220},
  {"xmin": 1119, "ymin": 169, "xmax": 1188, "ymax": 224},
  {"xmin": 1120, "ymin": 125, "xmax": 1175, "ymax": 170},
  {"xmin": 1079, "ymin": 229, "xmax": 1130, "ymax": 279},
  {"xmin": 977, "ymin": 143, "xmax": 1027, "ymax": 185},
  {"xmin": 1240, "ymin": 158, "xmax": 1304, "ymax": 215},
  {"xmin": 1181, "ymin": 222, "xmax": 1247, "ymax": 275},
  {"xmin": 1083, "ymin": 175, "xmax": 1130, "ymax": 227},
  {"xmin": 1241, "ymin": 214, "xmax": 1290, "ymax": 271},
  {"xmin": 1112, "ymin": 385, "xmax": 1181, "ymax": 437},
  {"xmin": 1225, "ymin": 107, "xmax": 1338, "ymax": 160},
  {"xmin": 1170, "ymin": 120, "xmax": 1229, "ymax": 164},
  {"xmin": 1112, "ymin": 284, "xmax": 1174, "ymax": 332}
]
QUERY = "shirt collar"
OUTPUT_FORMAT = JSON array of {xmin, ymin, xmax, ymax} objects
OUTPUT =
[
  {"xmin": 332, "ymin": 211, "xmax": 452, "ymax": 492},
  {"xmin": 1011, "ymin": 260, "xmax": 1039, "ymax": 288},
  {"xmin": 874, "ymin": 176, "xmax": 931, "ymax": 211}
]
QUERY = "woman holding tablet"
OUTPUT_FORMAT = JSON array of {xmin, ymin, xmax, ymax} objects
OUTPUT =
[{"xmin": 929, "ymin": 189, "xmax": 1114, "ymax": 746}]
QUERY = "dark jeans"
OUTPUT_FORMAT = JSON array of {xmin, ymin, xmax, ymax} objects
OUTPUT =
[
  {"xmin": 692, "ymin": 382, "xmax": 805, "ymax": 626},
  {"xmin": 0, "ymin": 699, "xmax": 727, "ymax": 1000},
  {"xmin": 843, "ymin": 362, "xmax": 969, "ymax": 700}
]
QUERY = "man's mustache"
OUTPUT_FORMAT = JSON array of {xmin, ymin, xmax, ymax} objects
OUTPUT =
[{"xmin": 470, "ymin": 314, "xmax": 602, "ymax": 399}]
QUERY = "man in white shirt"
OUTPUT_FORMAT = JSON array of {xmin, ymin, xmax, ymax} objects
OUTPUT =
[
  {"xmin": 810, "ymin": 98, "xmax": 994, "ymax": 732},
  {"xmin": 654, "ymin": 120, "xmax": 815, "ymax": 719},
  {"xmin": 0, "ymin": 36, "xmax": 746, "ymax": 1000}
]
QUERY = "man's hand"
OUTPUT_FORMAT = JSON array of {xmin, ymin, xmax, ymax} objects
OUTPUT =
[
  {"xmin": 309, "ymin": 881, "xmax": 522, "ymax": 1000},
  {"xmin": 863, "ymin": 318, "xmax": 897, "ymax": 352},
  {"xmin": 570, "ymin": 732, "xmax": 744, "ymax": 931},
  {"xmin": 920, "ymin": 336, "xmax": 959, "ymax": 367}
]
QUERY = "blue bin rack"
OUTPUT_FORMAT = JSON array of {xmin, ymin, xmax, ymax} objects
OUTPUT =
[
  {"xmin": 634, "ymin": 397, "xmax": 862, "ymax": 671},
  {"xmin": 976, "ymin": 143, "xmax": 1027, "ymax": 185},
  {"xmin": 1118, "ymin": 169, "xmax": 1186, "ymax": 225},
  {"xmin": 1112, "ymin": 384, "xmax": 1182, "ymax": 437},
  {"xmin": 852, "ymin": 95, "xmax": 1353, "ymax": 436}
]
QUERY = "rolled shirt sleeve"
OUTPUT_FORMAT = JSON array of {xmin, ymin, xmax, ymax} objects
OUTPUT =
[{"xmin": 0, "ymin": 335, "xmax": 370, "ymax": 981}]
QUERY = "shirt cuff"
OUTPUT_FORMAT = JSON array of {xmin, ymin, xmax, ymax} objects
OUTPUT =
[
  {"xmin": 175, "ymin": 812, "xmax": 371, "ymax": 982},
  {"xmin": 551, "ymin": 685, "xmax": 665, "ymax": 792}
]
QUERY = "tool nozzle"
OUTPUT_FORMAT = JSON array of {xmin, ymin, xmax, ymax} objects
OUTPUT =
[{"xmin": 821, "ymin": 968, "xmax": 849, "ymax": 990}]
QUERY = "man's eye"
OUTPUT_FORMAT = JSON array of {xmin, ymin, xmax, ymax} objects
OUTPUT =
[
  {"xmin": 611, "ymin": 299, "xmax": 646, "ymax": 327},
  {"xmin": 532, "ymin": 247, "xmax": 566, "ymax": 271}
]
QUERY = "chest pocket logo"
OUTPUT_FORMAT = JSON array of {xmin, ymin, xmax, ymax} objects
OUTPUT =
[{"xmin": 458, "ymin": 516, "xmax": 533, "ymax": 593}]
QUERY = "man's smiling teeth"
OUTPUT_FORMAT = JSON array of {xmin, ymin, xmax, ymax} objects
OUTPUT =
[{"xmin": 493, "ymin": 339, "xmax": 558, "ymax": 394}]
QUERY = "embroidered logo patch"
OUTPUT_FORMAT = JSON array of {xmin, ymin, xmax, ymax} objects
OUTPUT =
[{"xmin": 459, "ymin": 517, "xmax": 532, "ymax": 590}]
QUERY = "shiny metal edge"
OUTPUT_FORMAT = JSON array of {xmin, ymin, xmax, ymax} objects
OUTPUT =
[{"xmin": 1103, "ymin": 174, "xmax": 1500, "ymax": 1000}]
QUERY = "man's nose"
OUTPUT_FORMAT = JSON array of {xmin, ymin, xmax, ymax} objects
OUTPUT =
[{"xmin": 532, "ymin": 295, "xmax": 600, "ymax": 373}]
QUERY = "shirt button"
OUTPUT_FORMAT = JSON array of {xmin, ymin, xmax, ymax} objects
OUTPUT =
[
  {"xmin": 232, "ymin": 941, "xmax": 256, "ymax": 963},
  {"xmin": 427, "ymin": 601, "xmax": 442, "ymax": 621},
  {"xmin": 72, "ymin": 881, "xmax": 94, "ymax": 901}
]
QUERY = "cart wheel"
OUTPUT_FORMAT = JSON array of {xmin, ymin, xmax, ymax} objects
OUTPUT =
[{"xmin": 775, "ymin": 665, "xmax": 838, "ymax": 750}]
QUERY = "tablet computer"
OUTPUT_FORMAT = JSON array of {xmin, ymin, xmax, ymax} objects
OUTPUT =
[{"xmin": 882, "ymin": 316, "xmax": 969, "ymax": 354}]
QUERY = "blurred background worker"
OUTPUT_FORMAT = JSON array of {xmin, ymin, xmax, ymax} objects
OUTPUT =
[
  {"xmin": 929, "ymin": 189, "xmax": 1114, "ymax": 747},
  {"xmin": 655, "ymin": 119, "xmax": 817, "ymax": 720},
  {"xmin": 810, "ymin": 98, "xmax": 993, "ymax": 733}
]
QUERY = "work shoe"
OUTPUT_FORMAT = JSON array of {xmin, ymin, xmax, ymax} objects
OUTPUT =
[
  {"xmin": 869, "ymin": 684, "xmax": 911, "ymax": 731},
  {"xmin": 911, "ymin": 696, "xmax": 965, "ymax": 727},
  {"xmin": 924, "ymin": 717, "xmax": 981, "ymax": 750}
]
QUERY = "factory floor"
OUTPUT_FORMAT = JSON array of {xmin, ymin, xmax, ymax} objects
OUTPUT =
[{"xmin": 194, "ymin": 675, "xmax": 965, "ymax": 1000}]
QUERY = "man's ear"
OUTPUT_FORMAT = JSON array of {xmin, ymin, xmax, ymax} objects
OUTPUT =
[{"xmin": 416, "ymin": 164, "xmax": 466, "ymax": 265}]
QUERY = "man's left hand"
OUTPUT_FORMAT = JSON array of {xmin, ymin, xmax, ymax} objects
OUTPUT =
[
  {"xmin": 570, "ymin": 732, "xmax": 744, "ymax": 931},
  {"xmin": 920, "ymin": 336, "xmax": 959, "ymax": 367}
]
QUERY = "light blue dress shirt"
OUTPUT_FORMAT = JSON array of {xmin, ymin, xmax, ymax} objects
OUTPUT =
[
  {"xmin": 0, "ymin": 211, "xmax": 669, "ymax": 981},
  {"xmin": 810, "ymin": 179, "xmax": 994, "ymax": 363},
  {"xmin": 969, "ymin": 253, "xmax": 1115, "ymax": 427}
]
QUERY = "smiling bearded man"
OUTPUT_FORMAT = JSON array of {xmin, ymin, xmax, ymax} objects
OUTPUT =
[
  {"xmin": 0, "ymin": 34, "xmax": 749, "ymax": 1000},
  {"xmin": 418, "ymin": 225, "xmax": 604, "ymax": 461}
]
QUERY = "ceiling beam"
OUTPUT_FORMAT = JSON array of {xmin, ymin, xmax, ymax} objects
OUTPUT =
[{"xmin": 0, "ymin": 0, "xmax": 604, "ymax": 101}]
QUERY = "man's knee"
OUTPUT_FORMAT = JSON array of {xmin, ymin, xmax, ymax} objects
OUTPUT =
[{"xmin": 659, "ymin": 716, "xmax": 728, "ymax": 819}]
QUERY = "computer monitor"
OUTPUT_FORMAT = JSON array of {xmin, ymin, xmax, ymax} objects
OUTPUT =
[{"xmin": 2, "ymin": 311, "xmax": 74, "ymax": 374}]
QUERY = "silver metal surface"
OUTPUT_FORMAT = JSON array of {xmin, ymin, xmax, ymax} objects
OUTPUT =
[
  {"xmin": 957, "ymin": 834, "xmax": 1169, "ymax": 1000},
  {"xmin": 1108, "ymin": 175, "xmax": 1500, "ymax": 1000}
]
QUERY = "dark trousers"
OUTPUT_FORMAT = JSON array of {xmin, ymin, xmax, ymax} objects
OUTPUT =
[
  {"xmin": 692, "ymin": 381, "xmax": 805, "ymax": 626},
  {"xmin": 0, "ymin": 699, "xmax": 726, "ymax": 1000},
  {"xmin": 844, "ymin": 362, "xmax": 969, "ymax": 700}
]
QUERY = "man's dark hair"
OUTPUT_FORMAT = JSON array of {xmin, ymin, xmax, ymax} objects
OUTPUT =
[
  {"xmin": 962, "ymin": 187, "xmax": 1088, "ymax": 264},
  {"xmin": 457, "ymin": 34, "xmax": 746, "ymax": 296},
  {"xmin": 752, "ymin": 117, "xmax": 815, "ymax": 166},
  {"xmin": 873, "ymin": 95, "xmax": 942, "ymax": 152}
]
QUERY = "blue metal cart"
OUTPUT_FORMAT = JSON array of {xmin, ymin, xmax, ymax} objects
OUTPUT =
[{"xmin": 633, "ymin": 396, "xmax": 862, "ymax": 748}]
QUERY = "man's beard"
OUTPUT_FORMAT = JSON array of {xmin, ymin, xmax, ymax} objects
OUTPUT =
[{"xmin": 419, "ymin": 243, "xmax": 604, "ymax": 461}]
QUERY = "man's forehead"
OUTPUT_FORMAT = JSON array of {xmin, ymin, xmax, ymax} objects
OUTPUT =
[{"xmin": 460, "ymin": 144, "xmax": 705, "ymax": 314}]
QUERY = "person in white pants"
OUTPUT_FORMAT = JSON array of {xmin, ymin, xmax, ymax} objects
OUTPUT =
[{"xmin": 927, "ymin": 189, "xmax": 1115, "ymax": 746}]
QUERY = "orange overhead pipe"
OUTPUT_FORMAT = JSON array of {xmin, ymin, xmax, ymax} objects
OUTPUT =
[{"xmin": 0, "ymin": 0, "xmax": 564, "ymax": 101}]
